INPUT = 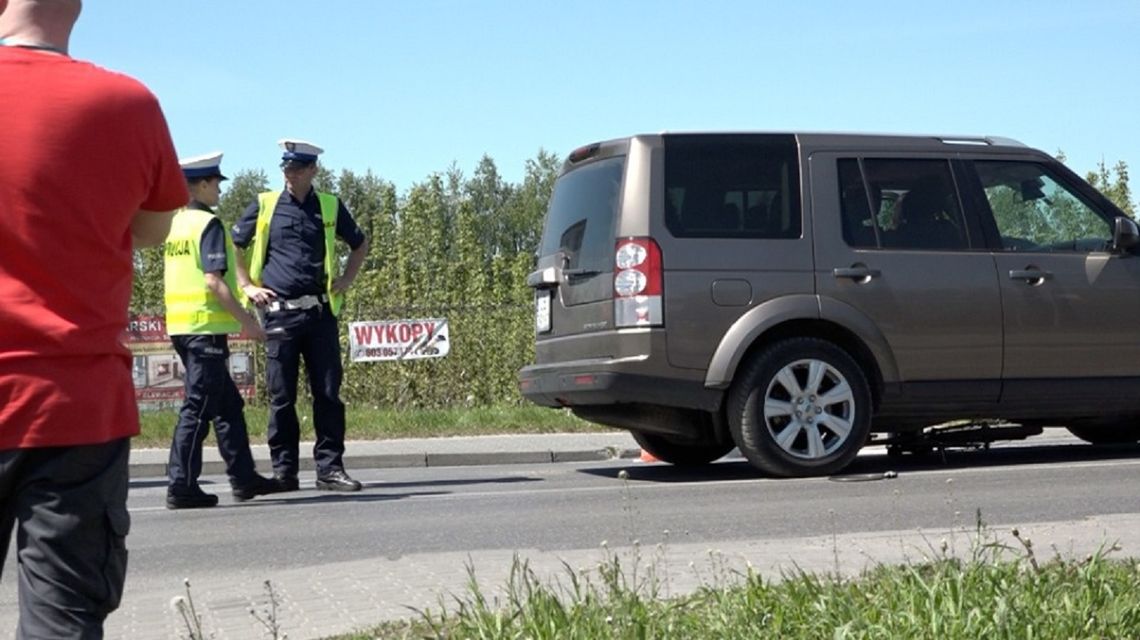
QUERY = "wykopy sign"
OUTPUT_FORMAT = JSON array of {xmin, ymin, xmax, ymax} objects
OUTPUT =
[{"xmin": 348, "ymin": 318, "xmax": 450, "ymax": 362}]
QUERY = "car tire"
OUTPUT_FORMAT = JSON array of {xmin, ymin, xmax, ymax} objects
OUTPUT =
[
  {"xmin": 631, "ymin": 431, "xmax": 734, "ymax": 466},
  {"xmin": 728, "ymin": 338, "xmax": 872, "ymax": 477},
  {"xmin": 1065, "ymin": 420, "xmax": 1140, "ymax": 445}
]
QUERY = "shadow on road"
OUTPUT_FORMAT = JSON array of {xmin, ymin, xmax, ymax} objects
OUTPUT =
[
  {"xmin": 841, "ymin": 442, "xmax": 1140, "ymax": 476},
  {"xmin": 581, "ymin": 441, "xmax": 1140, "ymax": 483},
  {"xmin": 132, "ymin": 473, "xmax": 541, "ymax": 491},
  {"xmin": 211, "ymin": 475, "xmax": 542, "ymax": 506},
  {"xmin": 368, "ymin": 475, "xmax": 542, "ymax": 490},
  {"xmin": 229, "ymin": 489, "xmax": 453, "ymax": 506}
]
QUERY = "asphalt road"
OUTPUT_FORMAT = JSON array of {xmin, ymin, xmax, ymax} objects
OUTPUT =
[
  {"xmin": 3, "ymin": 433, "xmax": 1140, "ymax": 639},
  {"xmin": 124, "ymin": 438, "xmax": 1140, "ymax": 571}
]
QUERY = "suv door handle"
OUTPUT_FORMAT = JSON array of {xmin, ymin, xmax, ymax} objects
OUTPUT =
[
  {"xmin": 563, "ymin": 268, "xmax": 603, "ymax": 279},
  {"xmin": 1008, "ymin": 269, "xmax": 1053, "ymax": 283},
  {"xmin": 833, "ymin": 267, "xmax": 881, "ymax": 281}
]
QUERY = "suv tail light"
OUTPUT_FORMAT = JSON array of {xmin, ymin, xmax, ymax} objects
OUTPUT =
[{"xmin": 613, "ymin": 237, "xmax": 663, "ymax": 327}]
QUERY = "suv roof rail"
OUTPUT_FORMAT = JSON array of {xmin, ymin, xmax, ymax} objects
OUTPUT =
[{"xmin": 937, "ymin": 135, "xmax": 1026, "ymax": 147}]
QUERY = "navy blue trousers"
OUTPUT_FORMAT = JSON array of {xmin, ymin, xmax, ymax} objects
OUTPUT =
[
  {"xmin": 168, "ymin": 334, "xmax": 259, "ymax": 491},
  {"xmin": 264, "ymin": 306, "xmax": 347, "ymax": 477}
]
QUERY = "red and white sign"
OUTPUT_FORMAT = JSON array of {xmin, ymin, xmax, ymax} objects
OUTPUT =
[
  {"xmin": 122, "ymin": 314, "xmax": 257, "ymax": 408},
  {"xmin": 349, "ymin": 318, "xmax": 450, "ymax": 362}
]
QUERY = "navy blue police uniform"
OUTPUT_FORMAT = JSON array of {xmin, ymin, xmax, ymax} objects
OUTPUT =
[
  {"xmin": 231, "ymin": 185, "xmax": 365, "ymax": 488},
  {"xmin": 168, "ymin": 206, "xmax": 269, "ymax": 504}
]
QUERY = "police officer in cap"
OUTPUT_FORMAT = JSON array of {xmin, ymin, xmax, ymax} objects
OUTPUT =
[
  {"xmin": 164, "ymin": 152, "xmax": 279, "ymax": 508},
  {"xmin": 233, "ymin": 140, "xmax": 369, "ymax": 492}
]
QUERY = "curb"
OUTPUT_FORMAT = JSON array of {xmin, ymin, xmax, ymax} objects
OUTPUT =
[{"xmin": 130, "ymin": 446, "xmax": 644, "ymax": 479}]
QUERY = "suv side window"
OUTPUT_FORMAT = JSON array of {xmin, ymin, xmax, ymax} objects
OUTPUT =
[
  {"xmin": 664, "ymin": 135, "xmax": 800, "ymax": 239},
  {"xmin": 838, "ymin": 158, "xmax": 969, "ymax": 250},
  {"xmin": 973, "ymin": 161, "xmax": 1112, "ymax": 252}
]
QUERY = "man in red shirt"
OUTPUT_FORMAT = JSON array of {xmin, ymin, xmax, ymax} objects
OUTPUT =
[{"xmin": 0, "ymin": 0, "xmax": 188, "ymax": 636}]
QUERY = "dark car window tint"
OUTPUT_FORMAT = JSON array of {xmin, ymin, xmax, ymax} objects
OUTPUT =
[
  {"xmin": 973, "ymin": 161, "xmax": 1111, "ymax": 252},
  {"xmin": 838, "ymin": 159, "xmax": 877, "ymax": 248},
  {"xmin": 838, "ymin": 158, "xmax": 968, "ymax": 250},
  {"xmin": 665, "ymin": 135, "xmax": 801, "ymax": 238},
  {"xmin": 539, "ymin": 156, "xmax": 624, "ymax": 270}
]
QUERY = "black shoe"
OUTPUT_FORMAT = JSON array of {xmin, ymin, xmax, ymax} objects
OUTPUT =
[
  {"xmin": 166, "ymin": 486, "xmax": 219, "ymax": 510},
  {"xmin": 272, "ymin": 473, "xmax": 300, "ymax": 493},
  {"xmin": 231, "ymin": 474, "xmax": 280, "ymax": 502},
  {"xmin": 315, "ymin": 469, "xmax": 362, "ymax": 492}
]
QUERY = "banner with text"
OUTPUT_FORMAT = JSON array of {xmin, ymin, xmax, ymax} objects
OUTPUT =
[
  {"xmin": 123, "ymin": 314, "xmax": 257, "ymax": 408},
  {"xmin": 349, "ymin": 318, "xmax": 450, "ymax": 362}
]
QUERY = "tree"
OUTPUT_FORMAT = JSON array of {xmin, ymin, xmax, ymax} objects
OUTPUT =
[
  {"xmin": 502, "ymin": 149, "xmax": 560, "ymax": 255},
  {"xmin": 130, "ymin": 245, "xmax": 165, "ymax": 314},
  {"xmin": 217, "ymin": 169, "xmax": 270, "ymax": 228},
  {"xmin": 465, "ymin": 155, "xmax": 513, "ymax": 256},
  {"xmin": 1086, "ymin": 160, "xmax": 1134, "ymax": 217}
]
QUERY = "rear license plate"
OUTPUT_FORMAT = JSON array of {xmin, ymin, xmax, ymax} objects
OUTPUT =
[{"xmin": 535, "ymin": 290, "xmax": 551, "ymax": 333}]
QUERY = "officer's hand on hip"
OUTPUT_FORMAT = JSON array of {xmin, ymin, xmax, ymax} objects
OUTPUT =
[{"xmin": 242, "ymin": 284, "xmax": 277, "ymax": 306}]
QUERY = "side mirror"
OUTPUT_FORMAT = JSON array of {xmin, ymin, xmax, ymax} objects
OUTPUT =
[
  {"xmin": 1112, "ymin": 216, "xmax": 1139, "ymax": 252},
  {"xmin": 1019, "ymin": 178, "xmax": 1047, "ymax": 201}
]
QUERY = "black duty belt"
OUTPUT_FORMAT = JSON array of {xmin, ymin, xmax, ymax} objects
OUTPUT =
[{"xmin": 265, "ymin": 294, "xmax": 328, "ymax": 313}]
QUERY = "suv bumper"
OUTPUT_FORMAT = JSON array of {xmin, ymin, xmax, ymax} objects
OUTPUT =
[{"xmin": 518, "ymin": 359, "xmax": 719, "ymax": 411}]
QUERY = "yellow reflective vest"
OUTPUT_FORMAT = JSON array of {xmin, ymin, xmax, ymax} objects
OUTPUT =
[
  {"xmin": 247, "ymin": 190, "xmax": 344, "ymax": 316},
  {"xmin": 164, "ymin": 207, "xmax": 242, "ymax": 335}
]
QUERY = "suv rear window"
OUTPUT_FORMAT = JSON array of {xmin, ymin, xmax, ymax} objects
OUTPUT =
[
  {"xmin": 664, "ymin": 134, "xmax": 801, "ymax": 238},
  {"xmin": 838, "ymin": 158, "xmax": 969, "ymax": 250},
  {"xmin": 538, "ymin": 156, "xmax": 624, "ymax": 271}
]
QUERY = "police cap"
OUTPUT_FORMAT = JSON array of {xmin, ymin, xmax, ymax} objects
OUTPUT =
[
  {"xmin": 278, "ymin": 138, "xmax": 323, "ymax": 169},
  {"xmin": 179, "ymin": 151, "xmax": 228, "ymax": 181}
]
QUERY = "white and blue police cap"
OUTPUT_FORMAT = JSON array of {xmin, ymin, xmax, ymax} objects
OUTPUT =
[
  {"xmin": 278, "ymin": 138, "xmax": 323, "ymax": 167},
  {"xmin": 180, "ymin": 151, "xmax": 228, "ymax": 181}
]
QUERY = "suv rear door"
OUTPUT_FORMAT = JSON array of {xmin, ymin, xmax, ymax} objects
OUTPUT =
[
  {"xmin": 529, "ymin": 142, "xmax": 627, "ymax": 363},
  {"xmin": 810, "ymin": 153, "xmax": 1002, "ymax": 401}
]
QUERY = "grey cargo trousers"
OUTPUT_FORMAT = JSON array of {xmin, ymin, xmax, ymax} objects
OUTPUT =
[{"xmin": 0, "ymin": 438, "xmax": 130, "ymax": 639}]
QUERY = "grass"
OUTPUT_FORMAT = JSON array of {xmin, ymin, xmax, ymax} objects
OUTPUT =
[
  {"xmin": 323, "ymin": 537, "xmax": 1140, "ymax": 640},
  {"xmin": 135, "ymin": 404, "xmax": 604, "ymax": 448},
  {"xmin": 310, "ymin": 496, "xmax": 1140, "ymax": 639}
]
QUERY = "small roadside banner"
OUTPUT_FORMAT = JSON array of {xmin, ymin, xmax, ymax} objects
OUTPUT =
[
  {"xmin": 349, "ymin": 318, "xmax": 450, "ymax": 362},
  {"xmin": 123, "ymin": 314, "xmax": 257, "ymax": 408}
]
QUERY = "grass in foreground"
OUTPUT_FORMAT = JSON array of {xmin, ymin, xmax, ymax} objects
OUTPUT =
[
  {"xmin": 136, "ymin": 404, "xmax": 603, "ymax": 448},
  {"xmin": 327, "ymin": 535, "xmax": 1140, "ymax": 640}
]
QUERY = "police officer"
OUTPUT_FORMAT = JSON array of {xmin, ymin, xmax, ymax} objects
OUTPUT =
[
  {"xmin": 233, "ymin": 140, "xmax": 370, "ymax": 492},
  {"xmin": 165, "ymin": 152, "xmax": 279, "ymax": 509}
]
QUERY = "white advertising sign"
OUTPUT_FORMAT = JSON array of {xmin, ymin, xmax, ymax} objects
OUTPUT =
[{"xmin": 349, "ymin": 318, "xmax": 450, "ymax": 362}]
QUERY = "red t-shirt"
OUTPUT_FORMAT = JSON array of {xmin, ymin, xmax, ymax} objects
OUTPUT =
[{"xmin": 0, "ymin": 48, "xmax": 189, "ymax": 449}]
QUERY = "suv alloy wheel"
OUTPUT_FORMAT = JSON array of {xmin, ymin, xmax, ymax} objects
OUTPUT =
[{"xmin": 728, "ymin": 338, "xmax": 872, "ymax": 477}]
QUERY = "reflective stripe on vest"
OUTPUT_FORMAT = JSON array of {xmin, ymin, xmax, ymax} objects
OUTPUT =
[
  {"xmin": 248, "ymin": 190, "xmax": 344, "ymax": 316},
  {"xmin": 163, "ymin": 207, "xmax": 242, "ymax": 335}
]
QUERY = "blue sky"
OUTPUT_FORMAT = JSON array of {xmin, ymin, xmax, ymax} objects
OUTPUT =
[{"xmin": 74, "ymin": 1, "xmax": 1140, "ymax": 195}]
